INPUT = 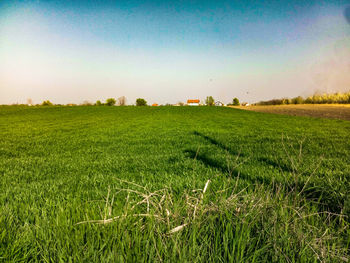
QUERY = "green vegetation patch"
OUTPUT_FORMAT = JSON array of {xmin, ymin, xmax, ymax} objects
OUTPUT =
[{"xmin": 0, "ymin": 106, "xmax": 349, "ymax": 262}]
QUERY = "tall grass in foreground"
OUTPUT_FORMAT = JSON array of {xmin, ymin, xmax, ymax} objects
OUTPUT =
[
  {"xmin": 70, "ymin": 176, "xmax": 348, "ymax": 262},
  {"xmin": 67, "ymin": 140, "xmax": 348, "ymax": 262},
  {"xmin": 256, "ymin": 91, "xmax": 350, "ymax": 105}
]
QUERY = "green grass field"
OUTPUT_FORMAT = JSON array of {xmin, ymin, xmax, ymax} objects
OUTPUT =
[{"xmin": 1, "ymin": 106, "xmax": 349, "ymax": 262}]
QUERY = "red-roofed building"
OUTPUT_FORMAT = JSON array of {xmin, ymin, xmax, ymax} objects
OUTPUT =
[{"xmin": 187, "ymin": 99, "xmax": 200, "ymax": 106}]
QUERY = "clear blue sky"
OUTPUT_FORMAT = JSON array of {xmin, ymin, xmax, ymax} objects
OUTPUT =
[{"xmin": 0, "ymin": 0, "xmax": 349, "ymax": 104}]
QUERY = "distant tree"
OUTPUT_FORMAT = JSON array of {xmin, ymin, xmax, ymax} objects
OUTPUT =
[
  {"xmin": 42, "ymin": 100, "xmax": 53, "ymax": 106},
  {"xmin": 117, "ymin": 96, "xmax": 127, "ymax": 106},
  {"xmin": 95, "ymin": 100, "xmax": 102, "ymax": 106},
  {"xmin": 82, "ymin": 100, "xmax": 92, "ymax": 106},
  {"xmin": 232, "ymin": 98, "xmax": 240, "ymax": 106},
  {"xmin": 178, "ymin": 101, "xmax": 184, "ymax": 106},
  {"xmin": 205, "ymin": 96, "xmax": 215, "ymax": 106},
  {"xmin": 136, "ymin": 98, "xmax": 147, "ymax": 106},
  {"xmin": 105, "ymin": 98, "xmax": 116, "ymax": 106},
  {"xmin": 282, "ymin": 98, "xmax": 291, "ymax": 105},
  {"xmin": 291, "ymin": 96, "xmax": 303, "ymax": 104},
  {"xmin": 27, "ymin": 98, "xmax": 33, "ymax": 106}
]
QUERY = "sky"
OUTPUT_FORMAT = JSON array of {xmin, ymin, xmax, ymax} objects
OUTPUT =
[{"xmin": 0, "ymin": 0, "xmax": 350, "ymax": 105}]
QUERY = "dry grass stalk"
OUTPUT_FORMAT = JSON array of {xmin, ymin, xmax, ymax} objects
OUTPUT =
[{"xmin": 168, "ymin": 224, "xmax": 188, "ymax": 234}]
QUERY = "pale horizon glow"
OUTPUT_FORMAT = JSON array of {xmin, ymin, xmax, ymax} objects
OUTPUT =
[{"xmin": 0, "ymin": 0, "xmax": 349, "ymax": 105}]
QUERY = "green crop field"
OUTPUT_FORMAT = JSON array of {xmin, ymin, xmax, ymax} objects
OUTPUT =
[{"xmin": 0, "ymin": 106, "xmax": 349, "ymax": 262}]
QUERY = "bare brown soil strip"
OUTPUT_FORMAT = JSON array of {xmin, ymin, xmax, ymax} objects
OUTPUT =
[{"xmin": 231, "ymin": 104, "xmax": 350, "ymax": 121}]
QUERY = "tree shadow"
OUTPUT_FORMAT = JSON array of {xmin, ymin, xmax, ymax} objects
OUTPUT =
[
  {"xmin": 257, "ymin": 157, "xmax": 294, "ymax": 173},
  {"xmin": 193, "ymin": 131, "xmax": 244, "ymax": 157},
  {"xmin": 185, "ymin": 131, "xmax": 345, "ymax": 213},
  {"xmin": 193, "ymin": 131, "xmax": 293, "ymax": 174},
  {"xmin": 184, "ymin": 149, "xmax": 270, "ymax": 185}
]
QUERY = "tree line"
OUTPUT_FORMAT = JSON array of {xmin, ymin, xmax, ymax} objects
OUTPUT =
[
  {"xmin": 37, "ymin": 97, "xmax": 147, "ymax": 106},
  {"xmin": 96, "ymin": 97, "xmax": 240, "ymax": 107},
  {"xmin": 16, "ymin": 92, "xmax": 350, "ymax": 107},
  {"xmin": 24, "ymin": 97, "xmax": 242, "ymax": 106},
  {"xmin": 256, "ymin": 91, "xmax": 350, "ymax": 106}
]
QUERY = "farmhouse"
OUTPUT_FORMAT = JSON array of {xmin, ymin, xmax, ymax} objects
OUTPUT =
[
  {"xmin": 215, "ymin": 101, "xmax": 225, "ymax": 106},
  {"xmin": 187, "ymin": 99, "xmax": 200, "ymax": 106}
]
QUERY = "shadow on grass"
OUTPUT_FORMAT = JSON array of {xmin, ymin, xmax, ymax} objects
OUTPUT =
[
  {"xmin": 184, "ymin": 149, "xmax": 269, "ymax": 186},
  {"xmin": 185, "ymin": 131, "xmax": 346, "ymax": 213},
  {"xmin": 193, "ymin": 131, "xmax": 294, "ymax": 173},
  {"xmin": 257, "ymin": 157, "xmax": 294, "ymax": 173},
  {"xmin": 193, "ymin": 131, "xmax": 244, "ymax": 157}
]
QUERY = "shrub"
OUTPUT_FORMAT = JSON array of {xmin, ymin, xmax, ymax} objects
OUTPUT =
[
  {"xmin": 205, "ymin": 96, "xmax": 215, "ymax": 106},
  {"xmin": 233, "ymin": 98, "xmax": 240, "ymax": 106},
  {"xmin": 281, "ymin": 98, "xmax": 291, "ymax": 105},
  {"xmin": 42, "ymin": 100, "xmax": 53, "ymax": 106},
  {"xmin": 304, "ymin": 96, "xmax": 313, "ymax": 104},
  {"xmin": 105, "ymin": 98, "xmax": 116, "ymax": 106},
  {"xmin": 291, "ymin": 96, "xmax": 303, "ymax": 104},
  {"xmin": 82, "ymin": 100, "xmax": 92, "ymax": 106},
  {"xmin": 136, "ymin": 98, "xmax": 147, "ymax": 106},
  {"xmin": 95, "ymin": 100, "xmax": 102, "ymax": 106}
]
